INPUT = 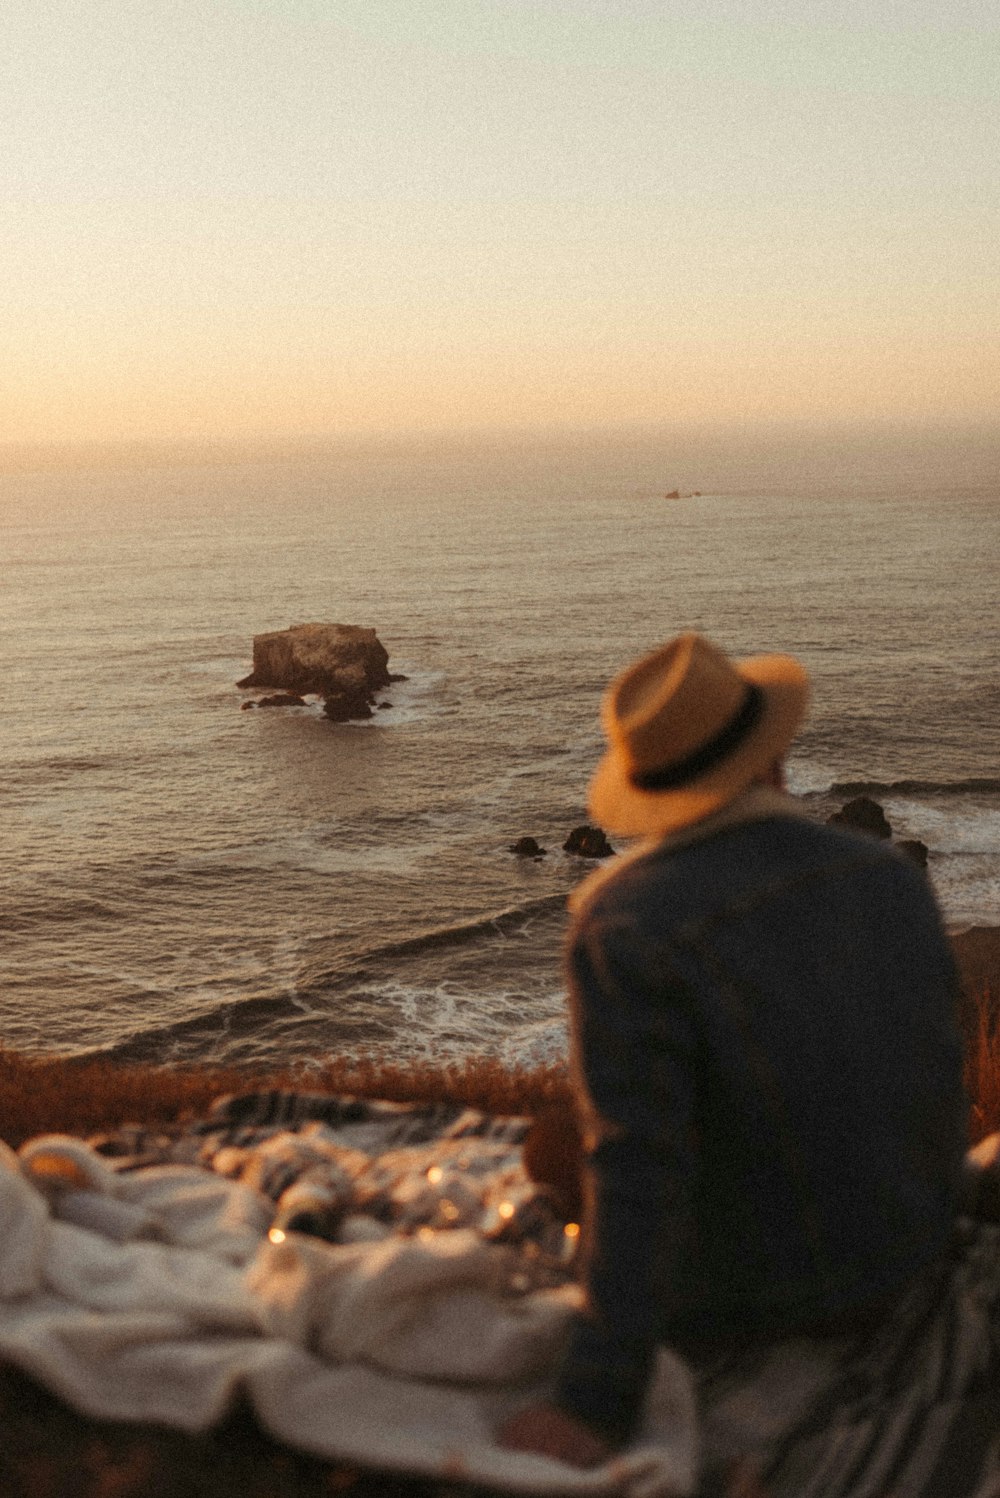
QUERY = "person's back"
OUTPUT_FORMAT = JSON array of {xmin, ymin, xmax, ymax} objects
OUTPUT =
[
  {"xmin": 500, "ymin": 633, "xmax": 968, "ymax": 1464},
  {"xmin": 570, "ymin": 797, "xmax": 966, "ymax": 1346}
]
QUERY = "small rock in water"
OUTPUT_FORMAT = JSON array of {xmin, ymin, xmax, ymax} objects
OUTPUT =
[
  {"xmin": 322, "ymin": 664, "xmax": 376, "ymax": 721},
  {"xmin": 254, "ymin": 693, "xmax": 308, "ymax": 709},
  {"xmin": 323, "ymin": 691, "xmax": 373, "ymax": 722},
  {"xmin": 827, "ymin": 796, "xmax": 892, "ymax": 840},
  {"xmin": 896, "ymin": 838, "xmax": 929, "ymax": 869},
  {"xmin": 509, "ymin": 836, "xmax": 547, "ymax": 858},
  {"xmin": 563, "ymin": 824, "xmax": 615, "ymax": 858}
]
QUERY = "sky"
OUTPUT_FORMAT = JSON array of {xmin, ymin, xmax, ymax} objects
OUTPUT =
[{"xmin": 3, "ymin": 0, "xmax": 999, "ymax": 445}]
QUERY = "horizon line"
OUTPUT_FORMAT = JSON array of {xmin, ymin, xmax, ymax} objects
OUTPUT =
[{"xmin": 3, "ymin": 415, "xmax": 999, "ymax": 475}]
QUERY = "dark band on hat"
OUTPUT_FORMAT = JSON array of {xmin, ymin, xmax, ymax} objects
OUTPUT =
[{"xmin": 629, "ymin": 683, "xmax": 765, "ymax": 792}]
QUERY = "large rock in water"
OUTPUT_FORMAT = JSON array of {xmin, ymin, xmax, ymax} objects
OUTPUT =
[{"xmin": 237, "ymin": 624, "xmax": 391, "ymax": 700}]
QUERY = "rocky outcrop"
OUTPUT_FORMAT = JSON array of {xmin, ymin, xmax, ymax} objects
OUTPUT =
[
  {"xmin": 563, "ymin": 825, "xmax": 615, "ymax": 859},
  {"xmin": 827, "ymin": 797, "xmax": 931, "ymax": 869},
  {"xmin": 322, "ymin": 676, "xmax": 373, "ymax": 723},
  {"xmin": 896, "ymin": 838, "xmax": 929, "ymax": 869},
  {"xmin": 242, "ymin": 693, "xmax": 307, "ymax": 710},
  {"xmin": 237, "ymin": 623, "xmax": 391, "ymax": 723},
  {"xmin": 827, "ymin": 796, "xmax": 892, "ymax": 840},
  {"xmin": 509, "ymin": 837, "xmax": 547, "ymax": 859},
  {"xmin": 237, "ymin": 623, "xmax": 391, "ymax": 697}
]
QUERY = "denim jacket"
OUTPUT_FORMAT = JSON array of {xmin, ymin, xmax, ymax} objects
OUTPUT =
[{"xmin": 553, "ymin": 790, "xmax": 966, "ymax": 1443}]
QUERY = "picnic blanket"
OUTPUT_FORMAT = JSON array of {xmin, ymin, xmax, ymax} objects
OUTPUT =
[
  {"xmin": 2, "ymin": 1092, "xmax": 1000, "ymax": 1497},
  {"xmin": 0, "ymin": 1095, "xmax": 696, "ymax": 1497}
]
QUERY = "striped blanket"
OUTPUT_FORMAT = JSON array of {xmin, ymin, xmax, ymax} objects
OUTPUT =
[
  {"xmin": 694, "ymin": 1220, "xmax": 1000, "ymax": 1497},
  {"xmin": 86, "ymin": 1093, "xmax": 1000, "ymax": 1497}
]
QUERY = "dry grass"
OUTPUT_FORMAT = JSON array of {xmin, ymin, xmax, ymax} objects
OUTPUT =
[
  {"xmin": 1, "ymin": 983, "xmax": 994, "ymax": 1150},
  {"xmin": 0, "ymin": 1047, "xmax": 571, "ymax": 1151}
]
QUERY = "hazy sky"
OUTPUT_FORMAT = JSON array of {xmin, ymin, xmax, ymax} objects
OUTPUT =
[{"xmin": 4, "ymin": 0, "xmax": 998, "ymax": 443}]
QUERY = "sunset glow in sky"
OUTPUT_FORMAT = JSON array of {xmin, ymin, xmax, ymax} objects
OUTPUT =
[{"xmin": 4, "ymin": 0, "xmax": 998, "ymax": 444}]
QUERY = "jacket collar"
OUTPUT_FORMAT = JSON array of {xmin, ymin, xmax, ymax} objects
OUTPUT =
[
  {"xmin": 655, "ymin": 785, "xmax": 808, "ymax": 851},
  {"xmin": 568, "ymin": 787, "xmax": 808, "ymax": 915}
]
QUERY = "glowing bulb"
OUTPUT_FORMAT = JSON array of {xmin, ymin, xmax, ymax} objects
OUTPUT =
[
  {"xmin": 563, "ymin": 1222, "xmax": 580, "ymax": 1239},
  {"xmin": 427, "ymin": 1166, "xmax": 444, "ymax": 1184},
  {"xmin": 268, "ymin": 1228, "xmax": 286, "ymax": 1244},
  {"xmin": 27, "ymin": 1154, "xmax": 89, "ymax": 1188},
  {"xmin": 498, "ymin": 1201, "xmax": 515, "ymax": 1220}
]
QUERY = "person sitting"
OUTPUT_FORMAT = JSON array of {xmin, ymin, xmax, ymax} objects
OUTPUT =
[{"xmin": 500, "ymin": 632, "xmax": 966, "ymax": 1466}]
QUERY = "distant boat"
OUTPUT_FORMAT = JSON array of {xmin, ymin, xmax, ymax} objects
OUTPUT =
[{"xmin": 663, "ymin": 489, "xmax": 702, "ymax": 499}]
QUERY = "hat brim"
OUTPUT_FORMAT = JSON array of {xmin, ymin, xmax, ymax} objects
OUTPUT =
[{"xmin": 588, "ymin": 653, "xmax": 810, "ymax": 838}]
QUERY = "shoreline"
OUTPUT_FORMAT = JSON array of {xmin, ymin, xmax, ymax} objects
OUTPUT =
[{"xmin": 0, "ymin": 926, "xmax": 993, "ymax": 1146}]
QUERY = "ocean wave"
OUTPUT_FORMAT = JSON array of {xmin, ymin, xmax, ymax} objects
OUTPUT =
[
  {"xmin": 499, "ymin": 1016, "xmax": 568, "ymax": 1069},
  {"xmin": 77, "ymin": 896, "xmax": 571, "ymax": 1067},
  {"xmin": 1, "ymin": 755, "xmax": 118, "ymax": 787},
  {"xmin": 821, "ymin": 778, "xmax": 1000, "ymax": 798},
  {"xmin": 87, "ymin": 992, "xmax": 310, "ymax": 1065},
  {"xmin": 85, "ymin": 981, "xmax": 566, "ymax": 1070},
  {"xmin": 1, "ymin": 747, "xmax": 200, "ymax": 800},
  {"xmin": 364, "ymin": 667, "xmax": 451, "ymax": 723},
  {"xmin": 0, "ymin": 892, "xmax": 133, "ymax": 932},
  {"xmin": 309, "ymin": 974, "xmax": 564, "ymax": 1060},
  {"xmin": 310, "ymin": 895, "xmax": 568, "ymax": 979}
]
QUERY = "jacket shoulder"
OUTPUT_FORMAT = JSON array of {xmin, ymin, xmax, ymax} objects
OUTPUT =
[{"xmin": 575, "ymin": 812, "xmax": 931, "ymax": 928}]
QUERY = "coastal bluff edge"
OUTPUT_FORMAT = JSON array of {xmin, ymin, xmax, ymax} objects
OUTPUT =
[{"xmin": 0, "ymin": 930, "xmax": 996, "ymax": 1498}]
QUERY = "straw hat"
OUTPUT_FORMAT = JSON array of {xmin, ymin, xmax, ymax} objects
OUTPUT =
[{"xmin": 589, "ymin": 633, "xmax": 810, "ymax": 837}]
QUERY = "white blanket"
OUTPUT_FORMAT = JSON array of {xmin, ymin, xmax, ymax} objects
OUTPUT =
[{"xmin": 0, "ymin": 1137, "xmax": 697, "ymax": 1497}]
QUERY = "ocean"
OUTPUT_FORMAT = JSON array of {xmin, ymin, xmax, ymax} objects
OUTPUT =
[{"xmin": 2, "ymin": 424, "xmax": 998, "ymax": 1070}]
